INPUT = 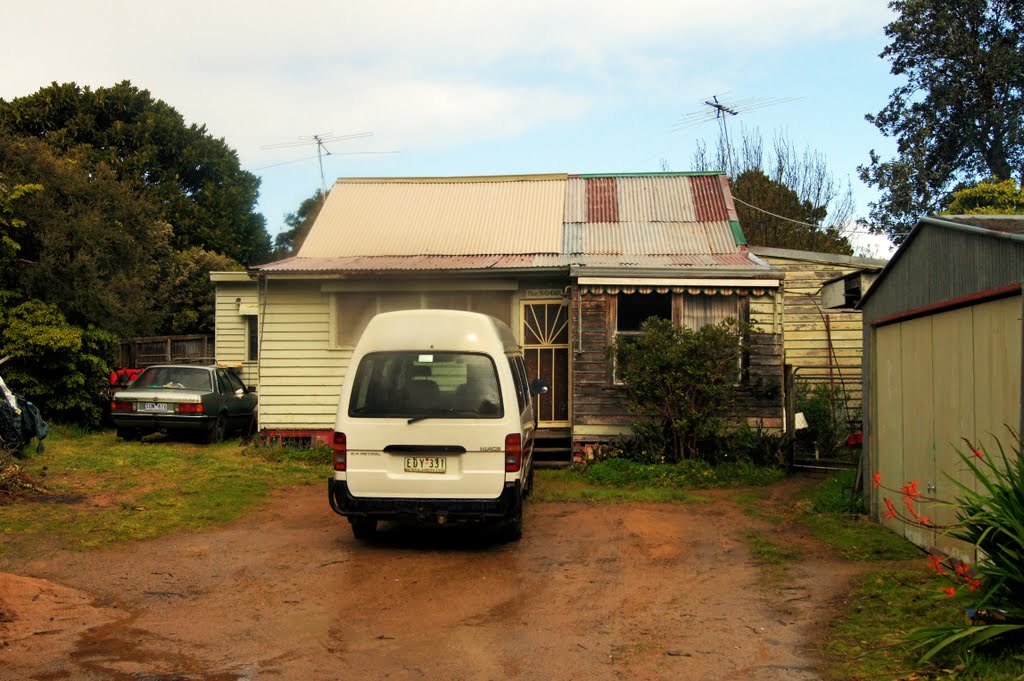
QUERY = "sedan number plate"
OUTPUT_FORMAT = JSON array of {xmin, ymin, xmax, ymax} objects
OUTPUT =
[
  {"xmin": 404, "ymin": 456, "xmax": 446, "ymax": 474},
  {"xmin": 142, "ymin": 402, "xmax": 169, "ymax": 412}
]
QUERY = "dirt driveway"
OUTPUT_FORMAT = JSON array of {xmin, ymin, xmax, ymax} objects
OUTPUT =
[{"xmin": 1, "ymin": 479, "xmax": 864, "ymax": 680}]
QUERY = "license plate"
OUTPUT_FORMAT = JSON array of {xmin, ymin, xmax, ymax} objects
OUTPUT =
[
  {"xmin": 404, "ymin": 456, "xmax": 446, "ymax": 474},
  {"xmin": 142, "ymin": 402, "xmax": 169, "ymax": 412}
]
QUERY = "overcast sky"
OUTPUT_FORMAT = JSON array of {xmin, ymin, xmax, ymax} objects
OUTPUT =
[{"xmin": 2, "ymin": 1, "xmax": 899, "ymax": 255}]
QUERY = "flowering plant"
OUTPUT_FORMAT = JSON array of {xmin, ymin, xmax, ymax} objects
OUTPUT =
[{"xmin": 875, "ymin": 431, "xmax": 1024, "ymax": 662}]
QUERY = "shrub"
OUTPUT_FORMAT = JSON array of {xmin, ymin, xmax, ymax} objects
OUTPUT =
[
  {"xmin": 795, "ymin": 381, "xmax": 855, "ymax": 458},
  {"xmin": 0, "ymin": 297, "xmax": 116, "ymax": 429},
  {"xmin": 611, "ymin": 316, "xmax": 747, "ymax": 462}
]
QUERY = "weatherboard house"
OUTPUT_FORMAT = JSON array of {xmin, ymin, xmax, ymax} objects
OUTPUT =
[{"xmin": 212, "ymin": 172, "xmax": 788, "ymax": 456}]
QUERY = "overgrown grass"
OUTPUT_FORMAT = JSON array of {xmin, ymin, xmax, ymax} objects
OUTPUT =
[
  {"xmin": 533, "ymin": 468, "xmax": 706, "ymax": 503},
  {"xmin": 0, "ymin": 427, "xmax": 324, "ymax": 556},
  {"xmin": 824, "ymin": 568, "xmax": 1024, "ymax": 680},
  {"xmin": 799, "ymin": 470, "xmax": 921, "ymax": 562},
  {"xmin": 578, "ymin": 457, "xmax": 784, "ymax": 488},
  {"xmin": 532, "ymin": 457, "xmax": 783, "ymax": 502}
]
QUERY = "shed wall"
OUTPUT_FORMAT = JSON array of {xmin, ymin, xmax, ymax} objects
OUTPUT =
[{"xmin": 869, "ymin": 294, "xmax": 1022, "ymax": 561}]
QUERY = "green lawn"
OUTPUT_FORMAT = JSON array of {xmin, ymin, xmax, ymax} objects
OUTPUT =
[{"xmin": 1, "ymin": 428, "xmax": 324, "ymax": 556}]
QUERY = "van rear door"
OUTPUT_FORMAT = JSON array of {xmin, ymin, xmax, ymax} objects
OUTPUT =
[{"xmin": 343, "ymin": 351, "xmax": 509, "ymax": 499}]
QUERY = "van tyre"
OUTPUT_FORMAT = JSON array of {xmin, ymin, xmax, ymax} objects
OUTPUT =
[
  {"xmin": 350, "ymin": 517, "xmax": 378, "ymax": 540},
  {"xmin": 502, "ymin": 498, "xmax": 524, "ymax": 542}
]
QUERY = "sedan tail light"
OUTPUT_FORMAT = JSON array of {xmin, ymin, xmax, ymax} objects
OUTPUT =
[
  {"xmin": 333, "ymin": 432, "xmax": 347, "ymax": 471},
  {"xmin": 110, "ymin": 401, "xmax": 135, "ymax": 413},
  {"xmin": 175, "ymin": 403, "xmax": 205, "ymax": 414}
]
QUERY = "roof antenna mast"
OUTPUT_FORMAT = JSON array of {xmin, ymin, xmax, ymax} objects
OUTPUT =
[
  {"xmin": 704, "ymin": 96, "xmax": 739, "ymax": 174},
  {"xmin": 258, "ymin": 132, "xmax": 398, "ymax": 201}
]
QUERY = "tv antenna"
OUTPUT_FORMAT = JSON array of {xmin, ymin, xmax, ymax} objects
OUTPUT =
[
  {"xmin": 673, "ymin": 94, "xmax": 801, "ymax": 171},
  {"xmin": 258, "ymin": 132, "xmax": 399, "ymax": 196}
]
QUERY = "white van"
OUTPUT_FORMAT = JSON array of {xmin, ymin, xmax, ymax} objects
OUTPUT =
[{"xmin": 328, "ymin": 309, "xmax": 548, "ymax": 541}]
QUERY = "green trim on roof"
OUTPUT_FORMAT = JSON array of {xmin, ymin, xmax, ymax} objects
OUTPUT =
[
  {"xmin": 729, "ymin": 220, "xmax": 747, "ymax": 246},
  {"xmin": 577, "ymin": 171, "xmax": 726, "ymax": 178}
]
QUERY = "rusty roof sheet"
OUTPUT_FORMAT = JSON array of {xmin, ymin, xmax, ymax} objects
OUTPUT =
[
  {"xmin": 256, "ymin": 252, "xmax": 768, "ymax": 274},
  {"xmin": 261, "ymin": 172, "xmax": 758, "ymax": 276}
]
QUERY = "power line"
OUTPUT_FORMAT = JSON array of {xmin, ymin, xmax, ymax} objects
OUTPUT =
[{"xmin": 731, "ymin": 196, "xmax": 877, "ymax": 235}]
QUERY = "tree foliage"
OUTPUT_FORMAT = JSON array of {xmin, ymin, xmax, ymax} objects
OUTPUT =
[
  {"xmin": 611, "ymin": 317, "xmax": 747, "ymax": 462},
  {"xmin": 274, "ymin": 189, "xmax": 326, "ymax": 257},
  {"xmin": 0, "ymin": 81, "xmax": 271, "ymax": 264},
  {"xmin": 692, "ymin": 127, "xmax": 856, "ymax": 254},
  {"xmin": 860, "ymin": 0, "xmax": 1024, "ymax": 242},
  {"xmin": 154, "ymin": 247, "xmax": 243, "ymax": 335},
  {"xmin": 0, "ymin": 296, "xmax": 117, "ymax": 429},
  {"xmin": 943, "ymin": 178, "xmax": 1024, "ymax": 215},
  {"xmin": 0, "ymin": 133, "xmax": 169, "ymax": 337}
]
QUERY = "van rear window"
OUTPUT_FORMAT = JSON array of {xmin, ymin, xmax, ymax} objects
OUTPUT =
[{"xmin": 348, "ymin": 352, "xmax": 503, "ymax": 419}]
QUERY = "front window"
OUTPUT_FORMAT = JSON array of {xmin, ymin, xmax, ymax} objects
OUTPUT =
[
  {"xmin": 348, "ymin": 352, "xmax": 503, "ymax": 419},
  {"xmin": 614, "ymin": 293, "xmax": 673, "ymax": 383},
  {"xmin": 132, "ymin": 367, "xmax": 213, "ymax": 391}
]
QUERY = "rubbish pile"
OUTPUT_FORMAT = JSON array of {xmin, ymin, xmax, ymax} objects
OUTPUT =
[{"xmin": 0, "ymin": 371, "xmax": 49, "ymax": 458}]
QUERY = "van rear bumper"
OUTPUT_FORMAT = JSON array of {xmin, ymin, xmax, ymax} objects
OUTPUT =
[{"xmin": 328, "ymin": 478, "xmax": 520, "ymax": 521}]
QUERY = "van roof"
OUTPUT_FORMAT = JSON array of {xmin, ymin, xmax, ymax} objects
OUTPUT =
[{"xmin": 355, "ymin": 310, "xmax": 520, "ymax": 355}]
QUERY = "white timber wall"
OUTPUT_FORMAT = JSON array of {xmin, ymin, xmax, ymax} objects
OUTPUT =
[
  {"xmin": 259, "ymin": 279, "xmax": 347, "ymax": 431},
  {"xmin": 213, "ymin": 277, "xmax": 260, "ymax": 388}
]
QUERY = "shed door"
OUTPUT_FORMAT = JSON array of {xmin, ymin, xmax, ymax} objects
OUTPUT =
[
  {"xmin": 871, "ymin": 294, "xmax": 1022, "ymax": 559},
  {"xmin": 522, "ymin": 301, "xmax": 570, "ymax": 427}
]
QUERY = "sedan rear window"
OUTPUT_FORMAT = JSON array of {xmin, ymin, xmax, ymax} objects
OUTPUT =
[
  {"xmin": 133, "ymin": 367, "xmax": 213, "ymax": 391},
  {"xmin": 349, "ymin": 352, "xmax": 502, "ymax": 419}
]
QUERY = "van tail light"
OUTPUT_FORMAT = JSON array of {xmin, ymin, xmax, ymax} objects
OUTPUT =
[
  {"xmin": 505, "ymin": 433, "xmax": 522, "ymax": 472},
  {"xmin": 110, "ymin": 401, "xmax": 135, "ymax": 413},
  {"xmin": 175, "ymin": 403, "xmax": 204, "ymax": 414},
  {"xmin": 333, "ymin": 432, "xmax": 347, "ymax": 471}
]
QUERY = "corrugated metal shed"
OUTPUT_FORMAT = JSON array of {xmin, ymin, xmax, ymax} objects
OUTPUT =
[{"xmin": 859, "ymin": 216, "xmax": 1024, "ymax": 321}]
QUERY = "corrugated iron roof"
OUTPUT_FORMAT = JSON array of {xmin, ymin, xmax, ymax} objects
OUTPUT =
[
  {"xmin": 256, "ymin": 252, "xmax": 770, "ymax": 274},
  {"xmin": 261, "ymin": 172, "xmax": 760, "ymax": 275},
  {"xmin": 297, "ymin": 174, "xmax": 566, "ymax": 257}
]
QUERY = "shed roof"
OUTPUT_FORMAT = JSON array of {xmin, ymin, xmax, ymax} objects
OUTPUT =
[
  {"xmin": 858, "ymin": 214, "xmax": 1024, "ymax": 310},
  {"xmin": 256, "ymin": 172, "xmax": 767, "ymax": 277}
]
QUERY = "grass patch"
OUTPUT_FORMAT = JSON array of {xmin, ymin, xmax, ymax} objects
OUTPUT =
[
  {"xmin": 824, "ymin": 568, "xmax": 1024, "ymax": 680},
  {"xmin": 745, "ymin": 529, "xmax": 799, "ymax": 564},
  {"xmin": 533, "ymin": 468, "xmax": 706, "ymax": 503},
  {"xmin": 0, "ymin": 427, "xmax": 324, "ymax": 556},
  {"xmin": 574, "ymin": 457, "xmax": 784, "ymax": 489},
  {"xmin": 801, "ymin": 512, "xmax": 922, "ymax": 562}
]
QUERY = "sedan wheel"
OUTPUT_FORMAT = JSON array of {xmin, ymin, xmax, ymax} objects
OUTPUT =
[{"xmin": 206, "ymin": 414, "xmax": 227, "ymax": 443}]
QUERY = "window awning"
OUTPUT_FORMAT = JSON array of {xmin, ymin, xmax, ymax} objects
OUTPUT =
[{"xmin": 576, "ymin": 277, "xmax": 778, "ymax": 296}]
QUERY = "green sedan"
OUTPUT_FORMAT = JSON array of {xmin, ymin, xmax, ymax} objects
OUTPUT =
[{"xmin": 111, "ymin": 365, "xmax": 257, "ymax": 443}]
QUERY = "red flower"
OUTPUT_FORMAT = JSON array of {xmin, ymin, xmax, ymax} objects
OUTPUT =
[
  {"xmin": 927, "ymin": 555, "xmax": 944, "ymax": 574},
  {"xmin": 942, "ymin": 586, "xmax": 956, "ymax": 598},
  {"xmin": 962, "ymin": 437, "xmax": 984, "ymax": 459},
  {"xmin": 901, "ymin": 480, "xmax": 921, "ymax": 500},
  {"xmin": 883, "ymin": 498, "xmax": 897, "ymax": 519},
  {"xmin": 873, "ymin": 472, "xmax": 881, "ymax": 489}
]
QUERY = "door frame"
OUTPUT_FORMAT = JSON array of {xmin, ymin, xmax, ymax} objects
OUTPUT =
[{"xmin": 520, "ymin": 298, "xmax": 572, "ymax": 428}]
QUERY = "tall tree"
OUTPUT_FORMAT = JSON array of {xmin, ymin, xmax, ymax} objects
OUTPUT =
[
  {"xmin": 0, "ymin": 132, "xmax": 169, "ymax": 337},
  {"xmin": 0, "ymin": 81, "xmax": 272, "ymax": 264},
  {"xmin": 692, "ymin": 127, "xmax": 856, "ymax": 254},
  {"xmin": 860, "ymin": 0, "xmax": 1024, "ymax": 242},
  {"xmin": 273, "ymin": 189, "xmax": 326, "ymax": 257}
]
